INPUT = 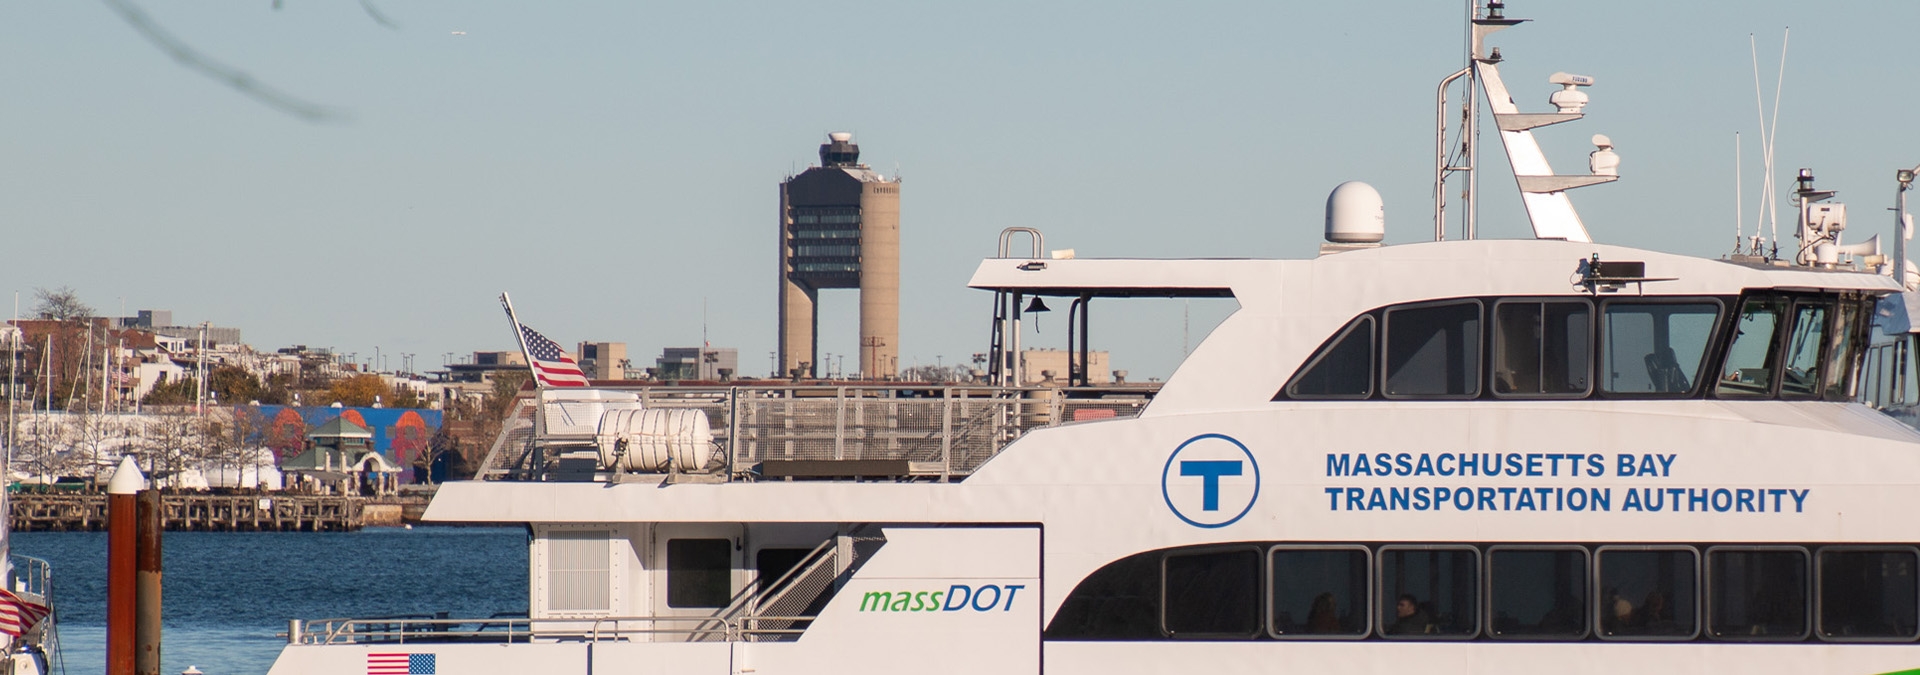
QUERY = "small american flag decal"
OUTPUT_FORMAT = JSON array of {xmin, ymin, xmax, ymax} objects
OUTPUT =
[{"xmin": 367, "ymin": 653, "xmax": 434, "ymax": 675}]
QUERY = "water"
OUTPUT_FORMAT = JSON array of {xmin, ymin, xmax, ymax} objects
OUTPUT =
[{"xmin": 13, "ymin": 526, "xmax": 528, "ymax": 675}]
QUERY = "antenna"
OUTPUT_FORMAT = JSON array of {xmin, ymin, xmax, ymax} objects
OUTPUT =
[
  {"xmin": 1748, "ymin": 30, "xmax": 1791, "ymax": 258},
  {"xmin": 1767, "ymin": 28, "xmax": 1791, "ymax": 254},
  {"xmin": 1735, "ymin": 132, "xmax": 1743, "ymax": 254}
]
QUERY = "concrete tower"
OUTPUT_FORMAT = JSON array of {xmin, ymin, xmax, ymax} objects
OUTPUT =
[{"xmin": 778, "ymin": 133, "xmax": 900, "ymax": 379}]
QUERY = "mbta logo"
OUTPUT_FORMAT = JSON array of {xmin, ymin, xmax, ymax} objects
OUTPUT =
[{"xmin": 1161, "ymin": 433, "xmax": 1260, "ymax": 528}]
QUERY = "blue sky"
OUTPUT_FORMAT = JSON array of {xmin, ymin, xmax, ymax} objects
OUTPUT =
[{"xmin": 3, "ymin": 1, "xmax": 1918, "ymax": 379}]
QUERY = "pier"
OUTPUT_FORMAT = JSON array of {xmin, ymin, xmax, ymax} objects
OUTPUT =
[{"xmin": 9, "ymin": 493, "xmax": 430, "ymax": 532}]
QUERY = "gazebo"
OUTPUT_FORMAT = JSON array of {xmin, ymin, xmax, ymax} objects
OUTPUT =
[{"xmin": 279, "ymin": 417, "xmax": 400, "ymax": 495}]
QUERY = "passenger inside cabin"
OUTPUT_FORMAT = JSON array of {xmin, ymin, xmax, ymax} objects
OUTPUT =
[
  {"xmin": 1600, "ymin": 587, "xmax": 1633, "ymax": 634},
  {"xmin": 1633, "ymin": 590, "xmax": 1673, "ymax": 631},
  {"xmin": 1307, "ymin": 592, "xmax": 1340, "ymax": 633},
  {"xmin": 1390, "ymin": 594, "xmax": 1431, "ymax": 635}
]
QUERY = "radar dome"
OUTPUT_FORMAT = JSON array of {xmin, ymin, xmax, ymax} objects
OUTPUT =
[{"xmin": 1325, "ymin": 181, "xmax": 1385, "ymax": 243}]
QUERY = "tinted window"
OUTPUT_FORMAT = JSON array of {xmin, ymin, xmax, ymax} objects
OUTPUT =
[
  {"xmin": 1270, "ymin": 547, "xmax": 1369, "ymax": 638},
  {"xmin": 1493, "ymin": 301, "xmax": 1592, "ymax": 396},
  {"xmin": 1819, "ymin": 548, "xmax": 1919, "ymax": 640},
  {"xmin": 1488, "ymin": 548, "xmax": 1588, "ymax": 639},
  {"xmin": 1600, "ymin": 302, "xmax": 1719, "ymax": 395},
  {"xmin": 1046, "ymin": 552, "xmax": 1161, "ymax": 640},
  {"xmin": 1780, "ymin": 301, "xmax": 1829, "ymax": 399},
  {"xmin": 1287, "ymin": 317, "xmax": 1374, "ymax": 398},
  {"xmin": 667, "ymin": 538, "xmax": 733, "ymax": 608},
  {"xmin": 1597, "ymin": 548, "xmax": 1698, "ymax": 639},
  {"xmin": 1824, "ymin": 299, "xmax": 1867, "ymax": 400},
  {"xmin": 1163, "ymin": 548, "xmax": 1260, "ymax": 637},
  {"xmin": 1384, "ymin": 302, "xmax": 1481, "ymax": 398},
  {"xmin": 1159, "ymin": 548, "xmax": 1251, "ymax": 636},
  {"xmin": 1717, "ymin": 297, "xmax": 1786, "ymax": 397},
  {"xmin": 1379, "ymin": 547, "xmax": 1478, "ymax": 638},
  {"xmin": 1709, "ymin": 548, "xmax": 1808, "ymax": 640}
]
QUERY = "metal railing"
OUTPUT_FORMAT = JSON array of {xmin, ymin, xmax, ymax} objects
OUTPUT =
[
  {"xmin": 286, "ymin": 614, "xmax": 817, "ymax": 645},
  {"xmin": 480, "ymin": 384, "xmax": 1157, "ymax": 482},
  {"xmin": 7, "ymin": 554, "xmax": 50, "ymax": 606}
]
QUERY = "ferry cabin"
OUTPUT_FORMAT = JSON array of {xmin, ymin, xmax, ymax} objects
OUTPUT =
[{"xmin": 269, "ymin": 238, "xmax": 1920, "ymax": 675}]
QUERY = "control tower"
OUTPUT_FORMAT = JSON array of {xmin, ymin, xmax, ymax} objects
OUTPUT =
[{"xmin": 778, "ymin": 133, "xmax": 900, "ymax": 379}]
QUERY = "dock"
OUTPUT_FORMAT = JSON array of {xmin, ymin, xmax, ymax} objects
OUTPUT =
[{"xmin": 9, "ymin": 493, "xmax": 431, "ymax": 532}]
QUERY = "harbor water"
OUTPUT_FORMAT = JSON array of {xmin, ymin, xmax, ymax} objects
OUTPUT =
[{"xmin": 14, "ymin": 526, "xmax": 528, "ymax": 675}]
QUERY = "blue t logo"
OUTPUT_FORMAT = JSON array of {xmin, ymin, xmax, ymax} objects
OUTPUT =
[
  {"xmin": 1161, "ymin": 434, "xmax": 1260, "ymax": 529},
  {"xmin": 1179, "ymin": 460, "xmax": 1243, "ymax": 511}
]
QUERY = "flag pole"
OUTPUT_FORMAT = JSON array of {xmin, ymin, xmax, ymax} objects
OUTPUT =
[{"xmin": 499, "ymin": 292, "xmax": 541, "ymax": 388}]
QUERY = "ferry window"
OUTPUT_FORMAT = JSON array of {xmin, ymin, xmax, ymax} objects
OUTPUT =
[
  {"xmin": 547, "ymin": 530, "xmax": 611, "ymax": 613},
  {"xmin": 1596, "ymin": 547, "xmax": 1699, "ymax": 640},
  {"xmin": 1046, "ymin": 551, "xmax": 1161, "ymax": 640},
  {"xmin": 1818, "ymin": 547, "xmax": 1919, "ymax": 641},
  {"xmin": 1378, "ymin": 546, "xmax": 1478, "ymax": 638},
  {"xmin": 1823, "ymin": 299, "xmax": 1869, "ymax": 400},
  {"xmin": 1716, "ymin": 296, "xmax": 1786, "ymax": 397},
  {"xmin": 1162, "ymin": 547, "xmax": 1260, "ymax": 638},
  {"xmin": 667, "ymin": 538, "xmax": 733, "ymax": 608},
  {"xmin": 1269, "ymin": 547, "xmax": 1369, "ymax": 639},
  {"xmin": 1493, "ymin": 301, "xmax": 1592, "ymax": 397},
  {"xmin": 1779, "ymin": 300, "xmax": 1830, "ymax": 399},
  {"xmin": 1487, "ymin": 547, "xmax": 1588, "ymax": 639},
  {"xmin": 1906, "ymin": 336, "xmax": 1920, "ymax": 406},
  {"xmin": 1707, "ymin": 547, "xmax": 1809, "ymax": 640},
  {"xmin": 1600, "ymin": 301, "xmax": 1719, "ymax": 395},
  {"xmin": 755, "ymin": 548, "xmax": 813, "ymax": 595},
  {"xmin": 1286, "ymin": 317, "xmax": 1374, "ymax": 398},
  {"xmin": 1384, "ymin": 302, "xmax": 1481, "ymax": 398}
]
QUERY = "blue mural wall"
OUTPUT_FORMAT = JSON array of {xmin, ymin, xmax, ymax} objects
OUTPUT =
[{"xmin": 237, "ymin": 405, "xmax": 444, "ymax": 482}]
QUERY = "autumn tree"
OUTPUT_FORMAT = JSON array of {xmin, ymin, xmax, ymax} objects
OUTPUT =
[{"xmin": 320, "ymin": 374, "xmax": 390, "ymax": 408}]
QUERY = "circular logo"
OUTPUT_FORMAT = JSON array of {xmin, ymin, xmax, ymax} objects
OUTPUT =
[{"xmin": 1161, "ymin": 433, "xmax": 1260, "ymax": 528}]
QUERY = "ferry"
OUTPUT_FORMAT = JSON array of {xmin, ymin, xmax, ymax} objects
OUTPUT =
[{"xmin": 271, "ymin": 3, "xmax": 1920, "ymax": 674}]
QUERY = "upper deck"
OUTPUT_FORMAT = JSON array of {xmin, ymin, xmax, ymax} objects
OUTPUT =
[{"xmin": 970, "ymin": 239, "xmax": 1900, "ymax": 416}]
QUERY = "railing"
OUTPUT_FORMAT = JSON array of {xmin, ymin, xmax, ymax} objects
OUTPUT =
[
  {"xmin": 286, "ymin": 614, "xmax": 818, "ymax": 645},
  {"xmin": 7, "ymin": 555, "xmax": 50, "ymax": 606},
  {"xmin": 480, "ymin": 384, "xmax": 1157, "ymax": 482}
]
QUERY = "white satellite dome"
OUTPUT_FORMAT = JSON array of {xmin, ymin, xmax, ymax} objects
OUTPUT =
[{"xmin": 1325, "ymin": 181, "xmax": 1385, "ymax": 244}]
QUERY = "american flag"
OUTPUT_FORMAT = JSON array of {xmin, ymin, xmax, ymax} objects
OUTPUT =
[
  {"xmin": 367, "ymin": 652, "xmax": 435, "ymax": 675},
  {"xmin": 501, "ymin": 296, "xmax": 590, "ymax": 387},
  {"xmin": 0, "ymin": 589, "xmax": 49, "ymax": 637}
]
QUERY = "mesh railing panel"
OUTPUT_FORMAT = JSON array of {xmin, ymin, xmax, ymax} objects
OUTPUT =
[{"xmin": 481, "ymin": 385, "xmax": 1158, "ymax": 480}]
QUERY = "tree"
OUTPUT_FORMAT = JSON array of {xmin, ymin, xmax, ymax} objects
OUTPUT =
[
  {"xmin": 209, "ymin": 365, "xmax": 263, "ymax": 404},
  {"xmin": 202, "ymin": 407, "xmax": 263, "ymax": 490},
  {"xmin": 141, "ymin": 409, "xmax": 205, "ymax": 484},
  {"xmin": 143, "ymin": 375, "xmax": 198, "ymax": 406},
  {"xmin": 322, "ymin": 374, "xmax": 389, "ymax": 408},
  {"xmin": 31, "ymin": 287, "xmax": 92, "ymax": 322},
  {"xmin": 470, "ymin": 371, "xmax": 532, "ymax": 468},
  {"xmin": 256, "ymin": 372, "xmax": 293, "ymax": 406},
  {"xmin": 390, "ymin": 386, "xmax": 422, "ymax": 409}
]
